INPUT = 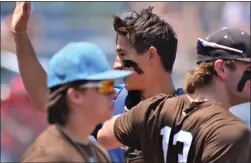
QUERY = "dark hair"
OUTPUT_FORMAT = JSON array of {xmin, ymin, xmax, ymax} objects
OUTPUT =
[
  {"xmin": 114, "ymin": 6, "xmax": 178, "ymax": 72},
  {"xmin": 47, "ymin": 80, "xmax": 88, "ymax": 126},
  {"xmin": 114, "ymin": 10, "xmax": 139, "ymax": 43}
]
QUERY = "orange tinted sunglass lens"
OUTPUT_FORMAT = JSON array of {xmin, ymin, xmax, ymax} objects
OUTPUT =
[{"xmin": 99, "ymin": 80, "xmax": 115, "ymax": 94}]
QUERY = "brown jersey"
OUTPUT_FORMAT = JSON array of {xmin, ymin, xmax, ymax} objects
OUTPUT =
[
  {"xmin": 21, "ymin": 125, "xmax": 111, "ymax": 162},
  {"xmin": 114, "ymin": 94, "xmax": 250, "ymax": 163}
]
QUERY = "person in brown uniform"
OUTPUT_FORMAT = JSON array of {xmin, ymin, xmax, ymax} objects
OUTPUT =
[
  {"xmin": 98, "ymin": 7, "xmax": 184, "ymax": 163},
  {"xmin": 12, "ymin": 2, "xmax": 132, "ymax": 162},
  {"xmin": 98, "ymin": 28, "xmax": 251, "ymax": 163}
]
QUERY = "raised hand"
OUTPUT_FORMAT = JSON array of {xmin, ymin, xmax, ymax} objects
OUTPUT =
[{"xmin": 11, "ymin": 1, "xmax": 31, "ymax": 33}]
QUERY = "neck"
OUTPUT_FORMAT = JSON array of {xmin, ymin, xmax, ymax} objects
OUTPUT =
[
  {"xmin": 62, "ymin": 113, "xmax": 95, "ymax": 145},
  {"xmin": 188, "ymin": 84, "xmax": 231, "ymax": 110},
  {"xmin": 141, "ymin": 72, "xmax": 175, "ymax": 100}
]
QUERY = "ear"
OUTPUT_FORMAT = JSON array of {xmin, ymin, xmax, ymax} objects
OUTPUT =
[
  {"xmin": 214, "ymin": 59, "xmax": 227, "ymax": 80},
  {"xmin": 67, "ymin": 88, "xmax": 80, "ymax": 104},
  {"xmin": 148, "ymin": 47, "xmax": 159, "ymax": 61}
]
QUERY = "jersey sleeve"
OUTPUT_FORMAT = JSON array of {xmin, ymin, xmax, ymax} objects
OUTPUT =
[
  {"xmin": 202, "ymin": 122, "xmax": 250, "ymax": 163},
  {"xmin": 113, "ymin": 102, "xmax": 143, "ymax": 149},
  {"xmin": 113, "ymin": 94, "xmax": 169, "ymax": 149}
]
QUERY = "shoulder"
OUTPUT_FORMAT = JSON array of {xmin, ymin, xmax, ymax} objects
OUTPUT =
[
  {"xmin": 141, "ymin": 94, "xmax": 171, "ymax": 106},
  {"xmin": 135, "ymin": 94, "xmax": 185, "ymax": 116},
  {"xmin": 21, "ymin": 127, "xmax": 55, "ymax": 158},
  {"xmin": 131, "ymin": 94, "xmax": 171, "ymax": 117},
  {"xmin": 191, "ymin": 102, "xmax": 248, "ymax": 135},
  {"xmin": 201, "ymin": 111, "xmax": 250, "ymax": 145},
  {"xmin": 137, "ymin": 94, "xmax": 177, "ymax": 125},
  {"xmin": 215, "ymin": 121, "xmax": 249, "ymax": 142},
  {"xmin": 201, "ymin": 121, "xmax": 250, "ymax": 163},
  {"xmin": 21, "ymin": 125, "xmax": 78, "ymax": 161},
  {"xmin": 197, "ymin": 102, "xmax": 246, "ymax": 126},
  {"xmin": 21, "ymin": 139, "xmax": 64, "ymax": 162}
]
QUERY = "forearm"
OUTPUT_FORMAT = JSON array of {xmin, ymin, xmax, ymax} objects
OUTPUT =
[
  {"xmin": 97, "ymin": 114, "xmax": 123, "ymax": 149},
  {"xmin": 14, "ymin": 33, "xmax": 47, "ymax": 112}
]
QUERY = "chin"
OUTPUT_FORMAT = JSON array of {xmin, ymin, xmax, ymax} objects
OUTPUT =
[
  {"xmin": 125, "ymin": 85, "xmax": 138, "ymax": 91},
  {"xmin": 125, "ymin": 84, "xmax": 134, "ymax": 91},
  {"xmin": 125, "ymin": 82, "xmax": 141, "ymax": 91},
  {"xmin": 124, "ymin": 76, "xmax": 140, "ymax": 91}
]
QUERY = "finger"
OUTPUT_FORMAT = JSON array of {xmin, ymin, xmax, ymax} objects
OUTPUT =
[
  {"xmin": 16, "ymin": 1, "xmax": 26, "ymax": 8},
  {"xmin": 23, "ymin": 1, "xmax": 31, "ymax": 11}
]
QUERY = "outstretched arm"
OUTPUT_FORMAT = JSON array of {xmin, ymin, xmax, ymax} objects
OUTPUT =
[
  {"xmin": 98, "ymin": 103, "xmax": 143, "ymax": 149},
  {"xmin": 12, "ymin": 2, "xmax": 47, "ymax": 112}
]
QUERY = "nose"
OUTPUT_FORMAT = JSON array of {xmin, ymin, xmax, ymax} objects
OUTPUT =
[{"xmin": 113, "ymin": 56, "xmax": 123, "ymax": 70}]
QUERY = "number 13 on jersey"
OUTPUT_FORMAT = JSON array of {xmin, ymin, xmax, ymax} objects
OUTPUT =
[{"xmin": 161, "ymin": 126, "xmax": 193, "ymax": 163}]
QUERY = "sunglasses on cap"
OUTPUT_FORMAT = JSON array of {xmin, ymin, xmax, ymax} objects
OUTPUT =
[
  {"xmin": 196, "ymin": 38, "xmax": 250, "ymax": 64},
  {"xmin": 78, "ymin": 80, "xmax": 115, "ymax": 95},
  {"xmin": 197, "ymin": 38, "xmax": 243, "ymax": 53}
]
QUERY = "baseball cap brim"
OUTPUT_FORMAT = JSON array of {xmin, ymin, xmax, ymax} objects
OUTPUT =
[
  {"xmin": 235, "ymin": 58, "xmax": 250, "ymax": 63},
  {"xmin": 85, "ymin": 70, "xmax": 133, "ymax": 81}
]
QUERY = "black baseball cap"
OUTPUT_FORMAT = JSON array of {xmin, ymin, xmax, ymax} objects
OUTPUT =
[{"xmin": 196, "ymin": 28, "xmax": 250, "ymax": 64}]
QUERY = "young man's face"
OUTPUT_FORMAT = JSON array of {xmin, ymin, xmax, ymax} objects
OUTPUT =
[
  {"xmin": 225, "ymin": 61, "xmax": 251, "ymax": 105},
  {"xmin": 115, "ymin": 35, "xmax": 151, "ymax": 91},
  {"xmin": 87, "ymin": 88, "xmax": 115, "ymax": 122},
  {"xmin": 69, "ymin": 87, "xmax": 115, "ymax": 124}
]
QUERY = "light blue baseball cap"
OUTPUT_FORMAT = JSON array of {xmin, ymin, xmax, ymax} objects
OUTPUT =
[{"xmin": 47, "ymin": 42, "xmax": 132, "ymax": 88}]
